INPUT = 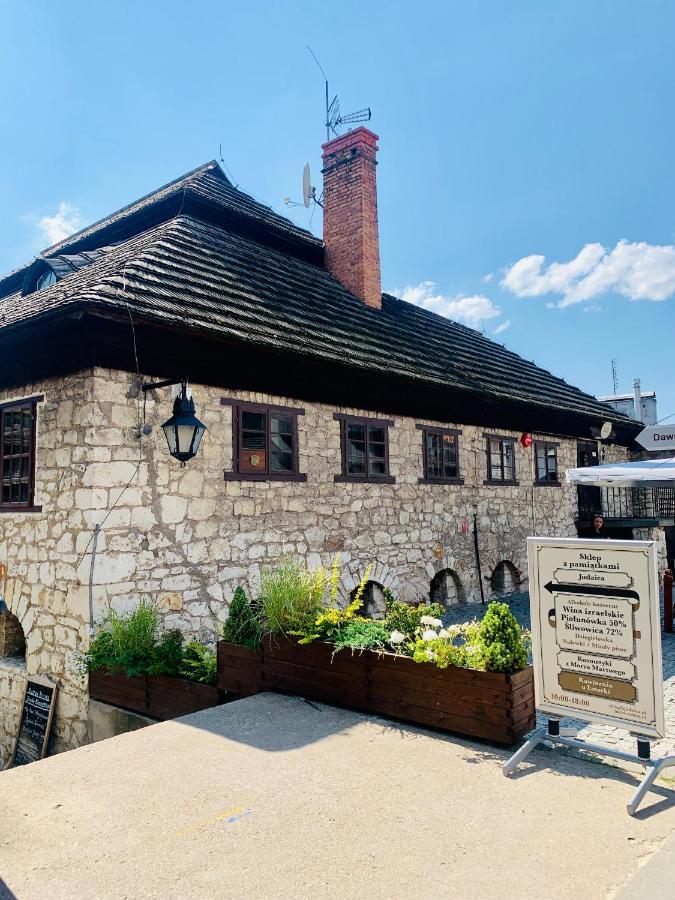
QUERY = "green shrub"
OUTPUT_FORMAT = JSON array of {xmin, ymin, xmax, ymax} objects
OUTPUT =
[
  {"xmin": 331, "ymin": 618, "xmax": 390, "ymax": 653},
  {"xmin": 180, "ymin": 641, "xmax": 218, "ymax": 685},
  {"xmin": 383, "ymin": 590, "xmax": 445, "ymax": 638},
  {"xmin": 220, "ymin": 586, "xmax": 261, "ymax": 649},
  {"xmin": 82, "ymin": 601, "xmax": 218, "ymax": 683},
  {"xmin": 84, "ymin": 600, "xmax": 162, "ymax": 677},
  {"xmin": 477, "ymin": 602, "xmax": 529, "ymax": 674},
  {"xmin": 150, "ymin": 628, "xmax": 184, "ymax": 676},
  {"xmin": 259, "ymin": 558, "xmax": 327, "ymax": 635}
]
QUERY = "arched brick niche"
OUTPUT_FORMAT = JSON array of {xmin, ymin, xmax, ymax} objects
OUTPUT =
[
  {"xmin": 350, "ymin": 580, "xmax": 386, "ymax": 619},
  {"xmin": 489, "ymin": 560, "xmax": 520, "ymax": 597},
  {"xmin": 0, "ymin": 607, "xmax": 26, "ymax": 660},
  {"xmin": 430, "ymin": 568, "xmax": 466, "ymax": 607}
]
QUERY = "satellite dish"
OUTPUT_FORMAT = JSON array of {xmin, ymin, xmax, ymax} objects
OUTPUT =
[
  {"xmin": 600, "ymin": 421, "xmax": 612, "ymax": 440},
  {"xmin": 302, "ymin": 163, "xmax": 312, "ymax": 208}
]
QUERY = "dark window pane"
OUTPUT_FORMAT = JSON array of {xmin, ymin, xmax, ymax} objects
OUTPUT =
[
  {"xmin": 347, "ymin": 441, "xmax": 366, "ymax": 474},
  {"xmin": 241, "ymin": 411, "xmax": 266, "ymax": 432},
  {"xmin": 1, "ymin": 404, "xmax": 35, "ymax": 507},
  {"xmin": 271, "ymin": 415, "xmax": 292, "ymax": 435},
  {"xmin": 370, "ymin": 458, "xmax": 386, "ymax": 476},
  {"xmin": 368, "ymin": 426, "xmax": 385, "ymax": 444},
  {"xmin": 347, "ymin": 422, "xmax": 366, "ymax": 443},
  {"xmin": 442, "ymin": 435, "xmax": 458, "ymax": 478},
  {"xmin": 271, "ymin": 433, "xmax": 293, "ymax": 453},
  {"xmin": 271, "ymin": 451, "xmax": 293, "ymax": 472},
  {"xmin": 426, "ymin": 433, "xmax": 441, "ymax": 478},
  {"xmin": 242, "ymin": 431, "xmax": 266, "ymax": 451},
  {"xmin": 503, "ymin": 442, "xmax": 514, "ymax": 480}
]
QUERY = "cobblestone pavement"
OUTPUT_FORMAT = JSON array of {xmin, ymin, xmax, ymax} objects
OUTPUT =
[{"xmin": 443, "ymin": 592, "xmax": 675, "ymax": 760}]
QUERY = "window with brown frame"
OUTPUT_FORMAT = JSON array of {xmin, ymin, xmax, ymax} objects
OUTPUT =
[
  {"xmin": 222, "ymin": 399, "xmax": 306, "ymax": 481},
  {"xmin": 334, "ymin": 414, "xmax": 394, "ymax": 483},
  {"xmin": 534, "ymin": 441, "xmax": 559, "ymax": 484},
  {"xmin": 0, "ymin": 397, "xmax": 42, "ymax": 511},
  {"xmin": 484, "ymin": 434, "xmax": 518, "ymax": 484},
  {"xmin": 417, "ymin": 425, "xmax": 463, "ymax": 483}
]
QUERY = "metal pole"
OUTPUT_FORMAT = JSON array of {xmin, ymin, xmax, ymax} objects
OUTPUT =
[{"xmin": 473, "ymin": 512, "xmax": 485, "ymax": 604}]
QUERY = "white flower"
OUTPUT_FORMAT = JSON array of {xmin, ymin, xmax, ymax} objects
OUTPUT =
[
  {"xmin": 425, "ymin": 649, "xmax": 436, "ymax": 661},
  {"xmin": 422, "ymin": 628, "xmax": 438, "ymax": 642},
  {"xmin": 438, "ymin": 628, "xmax": 451, "ymax": 639},
  {"xmin": 420, "ymin": 615, "xmax": 443, "ymax": 628},
  {"xmin": 389, "ymin": 630, "xmax": 406, "ymax": 644}
]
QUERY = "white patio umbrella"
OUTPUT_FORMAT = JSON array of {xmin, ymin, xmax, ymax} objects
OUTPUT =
[{"xmin": 565, "ymin": 457, "xmax": 675, "ymax": 488}]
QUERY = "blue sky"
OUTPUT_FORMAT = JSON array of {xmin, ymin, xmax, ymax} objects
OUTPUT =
[{"xmin": 1, "ymin": 1, "xmax": 673, "ymax": 417}]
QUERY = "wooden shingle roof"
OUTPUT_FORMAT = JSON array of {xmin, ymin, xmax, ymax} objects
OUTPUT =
[{"xmin": 1, "ymin": 162, "xmax": 636, "ymax": 433}]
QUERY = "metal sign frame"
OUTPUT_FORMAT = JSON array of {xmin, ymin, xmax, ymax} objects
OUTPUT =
[
  {"xmin": 504, "ymin": 537, "xmax": 675, "ymax": 816},
  {"xmin": 528, "ymin": 537, "xmax": 663, "ymax": 738}
]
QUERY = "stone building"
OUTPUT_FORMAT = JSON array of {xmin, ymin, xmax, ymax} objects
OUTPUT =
[{"xmin": 0, "ymin": 128, "xmax": 642, "ymax": 764}]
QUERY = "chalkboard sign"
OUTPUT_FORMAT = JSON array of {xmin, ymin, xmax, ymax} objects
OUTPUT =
[{"xmin": 12, "ymin": 676, "xmax": 57, "ymax": 767}]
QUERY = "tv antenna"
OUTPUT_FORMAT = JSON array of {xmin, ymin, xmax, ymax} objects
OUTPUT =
[
  {"xmin": 611, "ymin": 359, "xmax": 618, "ymax": 394},
  {"xmin": 306, "ymin": 46, "xmax": 371, "ymax": 141}
]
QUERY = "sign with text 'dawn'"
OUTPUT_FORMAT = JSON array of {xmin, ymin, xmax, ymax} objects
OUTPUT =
[
  {"xmin": 636, "ymin": 424, "xmax": 675, "ymax": 451},
  {"xmin": 527, "ymin": 537, "xmax": 663, "ymax": 738}
]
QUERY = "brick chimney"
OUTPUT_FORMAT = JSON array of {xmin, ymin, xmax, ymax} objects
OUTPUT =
[{"xmin": 321, "ymin": 127, "xmax": 382, "ymax": 310}]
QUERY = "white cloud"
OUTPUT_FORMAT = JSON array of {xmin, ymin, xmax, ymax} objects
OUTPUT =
[
  {"xmin": 501, "ymin": 240, "xmax": 675, "ymax": 308},
  {"xmin": 493, "ymin": 319, "xmax": 511, "ymax": 334},
  {"xmin": 36, "ymin": 201, "xmax": 83, "ymax": 245},
  {"xmin": 397, "ymin": 280, "xmax": 501, "ymax": 329}
]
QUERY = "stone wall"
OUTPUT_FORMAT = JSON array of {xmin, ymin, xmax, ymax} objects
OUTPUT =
[
  {"xmin": 80, "ymin": 368, "xmax": 590, "ymax": 634},
  {"xmin": 0, "ymin": 365, "xmax": 633, "ymax": 765},
  {"xmin": 0, "ymin": 659, "xmax": 27, "ymax": 766},
  {"xmin": 0, "ymin": 372, "xmax": 94, "ymax": 767}
]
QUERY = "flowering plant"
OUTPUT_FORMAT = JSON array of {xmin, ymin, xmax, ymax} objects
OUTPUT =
[
  {"xmin": 407, "ymin": 602, "xmax": 529, "ymax": 674},
  {"xmin": 296, "ymin": 563, "xmax": 373, "ymax": 644}
]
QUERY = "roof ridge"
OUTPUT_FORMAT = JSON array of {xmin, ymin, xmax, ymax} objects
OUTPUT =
[{"xmin": 43, "ymin": 160, "xmax": 224, "ymax": 257}]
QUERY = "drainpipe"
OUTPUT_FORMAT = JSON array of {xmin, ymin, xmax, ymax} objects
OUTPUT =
[
  {"xmin": 633, "ymin": 378, "xmax": 643, "ymax": 423},
  {"xmin": 473, "ymin": 512, "xmax": 485, "ymax": 605},
  {"xmin": 88, "ymin": 524, "xmax": 101, "ymax": 636}
]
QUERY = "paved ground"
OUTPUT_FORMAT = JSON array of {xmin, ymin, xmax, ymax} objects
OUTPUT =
[
  {"xmin": 1, "ymin": 693, "xmax": 675, "ymax": 900},
  {"xmin": 444, "ymin": 592, "xmax": 675, "ymax": 759}
]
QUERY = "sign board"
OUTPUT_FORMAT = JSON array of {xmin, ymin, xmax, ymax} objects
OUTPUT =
[
  {"xmin": 636, "ymin": 424, "xmax": 675, "ymax": 451},
  {"xmin": 527, "ymin": 538, "xmax": 664, "ymax": 739},
  {"xmin": 11, "ymin": 676, "xmax": 58, "ymax": 767}
]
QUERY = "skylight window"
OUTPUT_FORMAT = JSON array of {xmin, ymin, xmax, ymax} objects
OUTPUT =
[{"xmin": 36, "ymin": 269, "xmax": 57, "ymax": 291}]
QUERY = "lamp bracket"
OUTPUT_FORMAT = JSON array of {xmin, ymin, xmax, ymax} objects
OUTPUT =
[{"xmin": 141, "ymin": 378, "xmax": 188, "ymax": 393}]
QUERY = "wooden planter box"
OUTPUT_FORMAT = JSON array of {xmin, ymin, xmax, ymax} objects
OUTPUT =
[
  {"xmin": 217, "ymin": 636, "xmax": 535, "ymax": 746},
  {"xmin": 88, "ymin": 669, "xmax": 224, "ymax": 720},
  {"xmin": 217, "ymin": 642, "xmax": 264, "ymax": 697}
]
